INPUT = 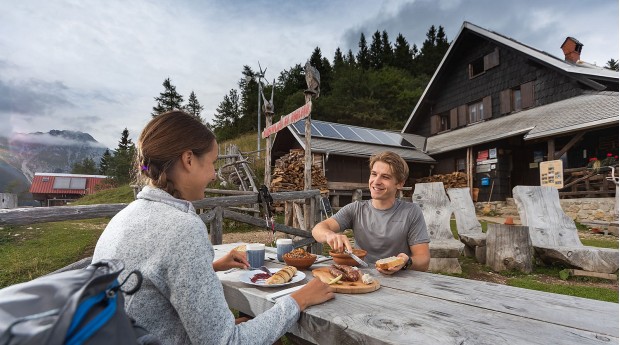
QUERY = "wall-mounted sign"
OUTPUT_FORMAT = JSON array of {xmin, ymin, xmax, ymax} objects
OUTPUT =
[
  {"xmin": 477, "ymin": 158, "xmax": 498, "ymax": 165},
  {"xmin": 489, "ymin": 148, "xmax": 497, "ymax": 159},
  {"xmin": 539, "ymin": 160, "xmax": 563, "ymax": 188},
  {"xmin": 476, "ymin": 164, "xmax": 491, "ymax": 173},
  {"xmin": 477, "ymin": 150, "xmax": 489, "ymax": 162}
]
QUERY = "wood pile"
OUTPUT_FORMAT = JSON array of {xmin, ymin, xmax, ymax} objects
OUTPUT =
[
  {"xmin": 271, "ymin": 149, "xmax": 328, "ymax": 192},
  {"xmin": 415, "ymin": 172, "xmax": 468, "ymax": 189}
]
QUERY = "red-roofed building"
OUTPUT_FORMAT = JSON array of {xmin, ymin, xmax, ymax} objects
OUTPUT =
[{"xmin": 29, "ymin": 173, "xmax": 110, "ymax": 206}]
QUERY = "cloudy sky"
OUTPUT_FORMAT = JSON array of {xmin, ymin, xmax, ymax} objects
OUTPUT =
[{"xmin": 0, "ymin": 0, "xmax": 618, "ymax": 149}]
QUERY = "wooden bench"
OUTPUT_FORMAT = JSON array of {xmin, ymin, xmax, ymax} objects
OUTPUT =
[
  {"xmin": 447, "ymin": 187, "xmax": 487, "ymax": 264},
  {"xmin": 412, "ymin": 182, "xmax": 464, "ymax": 273},
  {"xmin": 513, "ymin": 185, "xmax": 619, "ymax": 274}
]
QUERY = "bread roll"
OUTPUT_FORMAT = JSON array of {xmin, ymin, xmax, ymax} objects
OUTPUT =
[
  {"xmin": 265, "ymin": 266, "xmax": 297, "ymax": 285},
  {"xmin": 375, "ymin": 256, "xmax": 405, "ymax": 270}
]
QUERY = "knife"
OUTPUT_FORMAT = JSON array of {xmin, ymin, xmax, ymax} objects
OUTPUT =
[
  {"xmin": 344, "ymin": 248, "xmax": 368, "ymax": 267},
  {"xmin": 266, "ymin": 284, "xmax": 306, "ymax": 303}
]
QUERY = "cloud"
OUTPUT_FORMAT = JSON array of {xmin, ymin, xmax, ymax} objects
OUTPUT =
[
  {"xmin": 9, "ymin": 131, "xmax": 106, "ymax": 148},
  {"xmin": 0, "ymin": 79, "xmax": 73, "ymax": 116}
]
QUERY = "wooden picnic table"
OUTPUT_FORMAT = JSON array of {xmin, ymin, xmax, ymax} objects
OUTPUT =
[{"xmin": 213, "ymin": 243, "xmax": 618, "ymax": 344}]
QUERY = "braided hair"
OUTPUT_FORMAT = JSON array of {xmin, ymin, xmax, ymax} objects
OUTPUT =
[{"xmin": 135, "ymin": 111, "xmax": 215, "ymax": 199}]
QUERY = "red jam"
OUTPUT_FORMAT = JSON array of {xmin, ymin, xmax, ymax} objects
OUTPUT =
[{"xmin": 250, "ymin": 273, "xmax": 272, "ymax": 283}]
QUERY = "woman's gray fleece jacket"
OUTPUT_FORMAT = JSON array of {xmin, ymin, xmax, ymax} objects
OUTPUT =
[{"xmin": 93, "ymin": 186, "xmax": 300, "ymax": 344}]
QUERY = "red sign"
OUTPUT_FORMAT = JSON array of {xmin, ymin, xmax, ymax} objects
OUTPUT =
[{"xmin": 262, "ymin": 101, "xmax": 312, "ymax": 138}]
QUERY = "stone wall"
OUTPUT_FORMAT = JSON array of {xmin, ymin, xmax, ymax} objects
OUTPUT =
[{"xmin": 475, "ymin": 197, "xmax": 618, "ymax": 223}]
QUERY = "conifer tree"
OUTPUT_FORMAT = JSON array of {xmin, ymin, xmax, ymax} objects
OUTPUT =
[
  {"xmin": 99, "ymin": 149, "xmax": 111, "ymax": 175},
  {"xmin": 381, "ymin": 30, "xmax": 393, "ymax": 67},
  {"xmin": 356, "ymin": 33, "xmax": 370, "ymax": 70},
  {"xmin": 184, "ymin": 91, "xmax": 205, "ymax": 123},
  {"xmin": 212, "ymin": 89, "xmax": 241, "ymax": 140},
  {"xmin": 345, "ymin": 49, "xmax": 356, "ymax": 66},
  {"xmin": 333, "ymin": 47, "xmax": 345, "ymax": 69},
  {"xmin": 152, "ymin": 78, "xmax": 184, "ymax": 117},
  {"xmin": 393, "ymin": 33, "xmax": 413, "ymax": 71},
  {"xmin": 369, "ymin": 30, "xmax": 383, "ymax": 69},
  {"xmin": 109, "ymin": 128, "xmax": 135, "ymax": 185},
  {"xmin": 71, "ymin": 157, "xmax": 97, "ymax": 174}
]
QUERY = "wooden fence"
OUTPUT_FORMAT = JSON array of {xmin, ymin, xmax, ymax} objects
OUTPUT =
[{"xmin": 0, "ymin": 190, "xmax": 323, "ymax": 270}]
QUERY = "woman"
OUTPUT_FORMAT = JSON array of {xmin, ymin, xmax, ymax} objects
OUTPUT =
[{"xmin": 93, "ymin": 111, "xmax": 333, "ymax": 344}]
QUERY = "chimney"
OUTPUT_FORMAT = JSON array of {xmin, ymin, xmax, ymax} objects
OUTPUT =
[{"xmin": 561, "ymin": 37, "xmax": 583, "ymax": 63}]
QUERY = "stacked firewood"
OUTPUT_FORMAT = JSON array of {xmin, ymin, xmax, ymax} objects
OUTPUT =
[
  {"xmin": 271, "ymin": 149, "xmax": 328, "ymax": 192},
  {"xmin": 415, "ymin": 172, "xmax": 468, "ymax": 188}
]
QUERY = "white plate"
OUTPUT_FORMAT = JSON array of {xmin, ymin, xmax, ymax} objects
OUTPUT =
[{"xmin": 239, "ymin": 268, "xmax": 306, "ymax": 287}]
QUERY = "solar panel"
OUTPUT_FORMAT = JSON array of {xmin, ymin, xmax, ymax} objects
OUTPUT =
[
  {"xmin": 289, "ymin": 119, "xmax": 418, "ymax": 150},
  {"xmin": 313, "ymin": 122, "xmax": 343, "ymax": 139},
  {"xmin": 53, "ymin": 177, "xmax": 71, "ymax": 189},
  {"xmin": 69, "ymin": 178, "xmax": 87, "ymax": 189},
  {"xmin": 330, "ymin": 124, "xmax": 362, "ymax": 141}
]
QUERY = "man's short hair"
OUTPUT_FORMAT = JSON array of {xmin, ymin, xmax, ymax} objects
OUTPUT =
[{"xmin": 369, "ymin": 151, "xmax": 409, "ymax": 184}]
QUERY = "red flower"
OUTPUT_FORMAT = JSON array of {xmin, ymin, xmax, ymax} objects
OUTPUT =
[
  {"xmin": 589, "ymin": 157, "xmax": 598, "ymax": 162},
  {"xmin": 607, "ymin": 153, "xmax": 613, "ymax": 157}
]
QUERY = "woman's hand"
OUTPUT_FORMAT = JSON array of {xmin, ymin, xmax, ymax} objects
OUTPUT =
[
  {"xmin": 213, "ymin": 249, "xmax": 250, "ymax": 272},
  {"xmin": 290, "ymin": 278, "xmax": 334, "ymax": 311},
  {"xmin": 324, "ymin": 232, "xmax": 352, "ymax": 253},
  {"xmin": 376, "ymin": 253, "xmax": 409, "ymax": 275}
]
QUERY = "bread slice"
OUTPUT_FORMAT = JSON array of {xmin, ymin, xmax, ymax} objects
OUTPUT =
[
  {"xmin": 265, "ymin": 266, "xmax": 298, "ymax": 285},
  {"xmin": 232, "ymin": 244, "xmax": 246, "ymax": 252},
  {"xmin": 375, "ymin": 256, "xmax": 405, "ymax": 270}
]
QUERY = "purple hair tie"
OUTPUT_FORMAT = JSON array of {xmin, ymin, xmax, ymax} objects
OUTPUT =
[{"xmin": 141, "ymin": 165, "xmax": 148, "ymax": 171}]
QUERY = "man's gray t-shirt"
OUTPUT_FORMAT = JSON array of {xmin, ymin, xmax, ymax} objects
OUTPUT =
[{"xmin": 332, "ymin": 199, "xmax": 429, "ymax": 264}]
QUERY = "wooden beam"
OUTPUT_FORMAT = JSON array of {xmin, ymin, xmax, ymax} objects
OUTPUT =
[
  {"xmin": 568, "ymin": 269, "xmax": 618, "ymax": 281},
  {"xmin": 0, "ymin": 203, "xmax": 128, "ymax": 226},
  {"xmin": 554, "ymin": 131, "xmax": 585, "ymax": 159},
  {"xmin": 547, "ymin": 139, "xmax": 555, "ymax": 161},
  {"xmin": 222, "ymin": 209, "xmax": 312, "ymax": 238}
]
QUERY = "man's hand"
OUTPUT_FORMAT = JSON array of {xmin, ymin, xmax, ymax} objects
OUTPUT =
[
  {"xmin": 213, "ymin": 249, "xmax": 250, "ymax": 272},
  {"xmin": 376, "ymin": 253, "xmax": 409, "ymax": 275},
  {"xmin": 325, "ymin": 232, "xmax": 352, "ymax": 253}
]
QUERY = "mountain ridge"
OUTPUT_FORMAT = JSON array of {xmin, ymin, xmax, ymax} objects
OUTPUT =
[{"xmin": 0, "ymin": 130, "xmax": 108, "ymax": 206}]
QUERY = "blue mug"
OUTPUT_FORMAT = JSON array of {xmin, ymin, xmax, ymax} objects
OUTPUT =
[
  {"xmin": 276, "ymin": 239, "xmax": 293, "ymax": 262},
  {"xmin": 246, "ymin": 243, "xmax": 265, "ymax": 269}
]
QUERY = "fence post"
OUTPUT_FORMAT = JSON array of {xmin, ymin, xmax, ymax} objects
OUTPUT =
[{"xmin": 211, "ymin": 206, "xmax": 223, "ymax": 245}]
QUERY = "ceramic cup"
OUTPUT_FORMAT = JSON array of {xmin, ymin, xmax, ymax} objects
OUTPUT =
[
  {"xmin": 246, "ymin": 243, "xmax": 265, "ymax": 269},
  {"xmin": 276, "ymin": 238, "xmax": 294, "ymax": 262}
]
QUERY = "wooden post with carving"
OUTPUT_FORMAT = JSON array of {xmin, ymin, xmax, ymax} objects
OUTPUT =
[{"xmin": 304, "ymin": 62, "xmax": 321, "ymax": 254}]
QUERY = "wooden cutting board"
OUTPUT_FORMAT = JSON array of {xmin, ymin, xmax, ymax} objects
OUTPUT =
[{"xmin": 312, "ymin": 267, "xmax": 380, "ymax": 294}]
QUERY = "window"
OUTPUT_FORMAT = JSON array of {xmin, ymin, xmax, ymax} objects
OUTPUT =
[
  {"xmin": 440, "ymin": 114, "xmax": 450, "ymax": 132},
  {"xmin": 469, "ymin": 101, "xmax": 484, "ymax": 123},
  {"xmin": 469, "ymin": 57, "xmax": 485, "ymax": 78},
  {"xmin": 468, "ymin": 48, "xmax": 500, "ymax": 79},
  {"xmin": 456, "ymin": 158, "xmax": 466, "ymax": 172},
  {"xmin": 500, "ymin": 81, "xmax": 534, "ymax": 115}
]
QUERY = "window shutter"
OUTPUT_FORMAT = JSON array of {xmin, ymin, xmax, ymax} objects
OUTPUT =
[
  {"xmin": 482, "ymin": 96, "xmax": 492, "ymax": 120},
  {"xmin": 500, "ymin": 89, "xmax": 512, "ymax": 114},
  {"xmin": 430, "ymin": 114, "xmax": 440, "ymax": 134},
  {"xmin": 449, "ymin": 108, "xmax": 458, "ymax": 129},
  {"xmin": 458, "ymin": 105, "xmax": 467, "ymax": 126},
  {"xmin": 521, "ymin": 81, "xmax": 535, "ymax": 108},
  {"xmin": 483, "ymin": 48, "xmax": 500, "ymax": 70}
]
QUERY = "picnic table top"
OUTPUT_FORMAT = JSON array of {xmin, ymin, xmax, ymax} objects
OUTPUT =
[{"xmin": 214, "ymin": 243, "xmax": 618, "ymax": 345}]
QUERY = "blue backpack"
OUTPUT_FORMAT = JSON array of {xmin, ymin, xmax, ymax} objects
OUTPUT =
[{"xmin": 0, "ymin": 259, "xmax": 159, "ymax": 345}]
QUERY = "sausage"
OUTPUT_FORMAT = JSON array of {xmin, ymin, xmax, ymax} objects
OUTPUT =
[
  {"xmin": 329, "ymin": 266, "xmax": 345, "ymax": 278},
  {"xmin": 331, "ymin": 264, "xmax": 361, "ymax": 281}
]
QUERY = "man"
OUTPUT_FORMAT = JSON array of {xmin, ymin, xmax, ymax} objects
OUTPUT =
[{"xmin": 312, "ymin": 151, "xmax": 430, "ymax": 274}]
